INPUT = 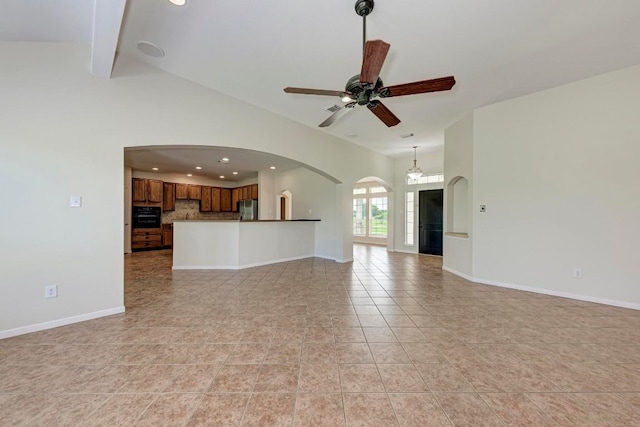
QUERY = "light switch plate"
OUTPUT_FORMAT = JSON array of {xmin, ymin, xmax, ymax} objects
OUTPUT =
[{"xmin": 70, "ymin": 195, "xmax": 82, "ymax": 208}]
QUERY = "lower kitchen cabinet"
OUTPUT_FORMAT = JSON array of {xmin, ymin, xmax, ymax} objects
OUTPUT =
[
  {"xmin": 132, "ymin": 228, "xmax": 162, "ymax": 251},
  {"xmin": 162, "ymin": 224, "xmax": 173, "ymax": 248}
]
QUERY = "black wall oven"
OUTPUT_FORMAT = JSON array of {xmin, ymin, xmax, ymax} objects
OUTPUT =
[{"xmin": 132, "ymin": 206, "xmax": 161, "ymax": 229}]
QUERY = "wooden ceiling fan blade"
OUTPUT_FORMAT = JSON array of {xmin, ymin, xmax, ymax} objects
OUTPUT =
[
  {"xmin": 318, "ymin": 105, "xmax": 354, "ymax": 128},
  {"xmin": 284, "ymin": 87, "xmax": 346, "ymax": 97},
  {"xmin": 360, "ymin": 40, "xmax": 390, "ymax": 85},
  {"xmin": 379, "ymin": 76, "xmax": 456, "ymax": 97},
  {"xmin": 367, "ymin": 100, "xmax": 400, "ymax": 127}
]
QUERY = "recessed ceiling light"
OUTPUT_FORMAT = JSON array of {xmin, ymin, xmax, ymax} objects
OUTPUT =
[
  {"xmin": 152, "ymin": 167, "xmax": 159, "ymax": 171},
  {"xmin": 270, "ymin": 166, "xmax": 276, "ymax": 170},
  {"xmin": 195, "ymin": 166, "xmax": 202, "ymax": 170},
  {"xmin": 219, "ymin": 175, "xmax": 225, "ymax": 179},
  {"xmin": 187, "ymin": 173, "xmax": 193, "ymax": 177},
  {"xmin": 221, "ymin": 157, "xmax": 229, "ymax": 162},
  {"xmin": 136, "ymin": 41, "xmax": 165, "ymax": 58},
  {"xmin": 169, "ymin": 0, "xmax": 186, "ymax": 5},
  {"xmin": 232, "ymin": 171, "xmax": 238, "ymax": 175}
]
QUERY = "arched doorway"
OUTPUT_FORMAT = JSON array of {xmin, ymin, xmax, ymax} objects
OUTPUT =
[
  {"xmin": 277, "ymin": 190, "xmax": 292, "ymax": 220},
  {"xmin": 352, "ymin": 177, "xmax": 393, "ymax": 247}
]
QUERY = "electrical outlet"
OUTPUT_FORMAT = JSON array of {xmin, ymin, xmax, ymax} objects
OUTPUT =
[
  {"xmin": 573, "ymin": 269, "xmax": 582, "ymax": 279},
  {"xmin": 45, "ymin": 285, "xmax": 58, "ymax": 298}
]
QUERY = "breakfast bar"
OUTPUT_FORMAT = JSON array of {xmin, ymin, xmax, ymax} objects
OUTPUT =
[{"xmin": 172, "ymin": 220, "xmax": 320, "ymax": 270}]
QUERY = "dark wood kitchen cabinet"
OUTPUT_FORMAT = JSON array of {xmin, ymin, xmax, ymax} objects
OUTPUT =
[
  {"xmin": 132, "ymin": 178, "xmax": 163, "ymax": 204},
  {"xmin": 188, "ymin": 185, "xmax": 202, "ymax": 200},
  {"xmin": 132, "ymin": 228, "xmax": 162, "ymax": 250},
  {"xmin": 162, "ymin": 182, "xmax": 175, "ymax": 211},
  {"xmin": 200, "ymin": 186, "xmax": 212, "ymax": 212},
  {"xmin": 242, "ymin": 185, "xmax": 249, "ymax": 201},
  {"xmin": 231, "ymin": 188, "xmax": 240, "ymax": 212},
  {"xmin": 162, "ymin": 224, "xmax": 173, "ymax": 248},
  {"xmin": 175, "ymin": 183, "xmax": 189, "ymax": 200},
  {"xmin": 250, "ymin": 184, "xmax": 258, "ymax": 200},
  {"xmin": 221, "ymin": 188, "xmax": 232, "ymax": 212},
  {"xmin": 212, "ymin": 187, "xmax": 221, "ymax": 212}
]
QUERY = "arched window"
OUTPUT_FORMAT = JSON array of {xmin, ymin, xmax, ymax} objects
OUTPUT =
[{"xmin": 353, "ymin": 181, "xmax": 389, "ymax": 243}]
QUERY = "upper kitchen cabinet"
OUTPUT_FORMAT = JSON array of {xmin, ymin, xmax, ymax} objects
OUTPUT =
[
  {"xmin": 175, "ymin": 183, "xmax": 201, "ymax": 201},
  {"xmin": 241, "ymin": 186, "xmax": 249, "ymax": 201},
  {"xmin": 132, "ymin": 178, "xmax": 163, "ymax": 205},
  {"xmin": 188, "ymin": 185, "xmax": 202, "ymax": 201},
  {"xmin": 212, "ymin": 187, "xmax": 221, "ymax": 212},
  {"xmin": 250, "ymin": 184, "xmax": 258, "ymax": 200},
  {"xmin": 200, "ymin": 186, "xmax": 212, "ymax": 212},
  {"xmin": 221, "ymin": 188, "xmax": 232, "ymax": 212},
  {"xmin": 231, "ymin": 188, "xmax": 240, "ymax": 212},
  {"xmin": 163, "ymin": 182, "xmax": 175, "ymax": 211},
  {"xmin": 175, "ymin": 183, "xmax": 189, "ymax": 200}
]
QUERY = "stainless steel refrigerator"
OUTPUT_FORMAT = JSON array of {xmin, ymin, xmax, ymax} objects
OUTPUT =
[{"xmin": 238, "ymin": 200, "xmax": 258, "ymax": 221}]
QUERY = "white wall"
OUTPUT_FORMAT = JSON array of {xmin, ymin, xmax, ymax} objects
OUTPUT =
[
  {"xmin": 273, "ymin": 167, "xmax": 338, "ymax": 260},
  {"xmin": 393, "ymin": 146, "xmax": 445, "ymax": 253},
  {"xmin": 444, "ymin": 65, "xmax": 640, "ymax": 308},
  {"xmin": 442, "ymin": 114, "xmax": 474, "ymax": 276},
  {"xmin": 0, "ymin": 42, "xmax": 394, "ymax": 336},
  {"xmin": 473, "ymin": 65, "xmax": 640, "ymax": 307},
  {"xmin": 258, "ymin": 170, "xmax": 276, "ymax": 220}
]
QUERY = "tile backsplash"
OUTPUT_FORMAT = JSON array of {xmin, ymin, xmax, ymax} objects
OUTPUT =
[{"xmin": 162, "ymin": 200, "xmax": 240, "ymax": 223}]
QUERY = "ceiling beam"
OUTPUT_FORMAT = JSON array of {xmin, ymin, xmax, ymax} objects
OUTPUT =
[{"xmin": 90, "ymin": 0, "xmax": 127, "ymax": 78}]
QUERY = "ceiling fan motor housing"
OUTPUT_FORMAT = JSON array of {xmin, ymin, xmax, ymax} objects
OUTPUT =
[
  {"xmin": 355, "ymin": 0, "xmax": 374, "ymax": 17},
  {"xmin": 345, "ymin": 74, "xmax": 383, "ymax": 105}
]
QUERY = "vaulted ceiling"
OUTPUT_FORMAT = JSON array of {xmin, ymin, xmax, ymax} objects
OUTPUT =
[{"xmin": 4, "ymin": 0, "xmax": 640, "ymax": 158}]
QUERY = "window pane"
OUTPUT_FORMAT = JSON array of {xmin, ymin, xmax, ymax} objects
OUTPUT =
[
  {"xmin": 353, "ymin": 198, "xmax": 367, "ymax": 236},
  {"xmin": 405, "ymin": 192, "xmax": 414, "ymax": 245},
  {"xmin": 369, "ymin": 186, "xmax": 386, "ymax": 194},
  {"xmin": 353, "ymin": 188, "xmax": 367, "ymax": 195},
  {"xmin": 407, "ymin": 174, "xmax": 444, "ymax": 185},
  {"xmin": 369, "ymin": 197, "xmax": 388, "ymax": 237}
]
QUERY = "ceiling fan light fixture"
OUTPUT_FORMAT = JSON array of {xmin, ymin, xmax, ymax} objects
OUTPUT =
[
  {"xmin": 407, "ymin": 146, "xmax": 423, "ymax": 180},
  {"xmin": 340, "ymin": 93, "xmax": 354, "ymax": 103}
]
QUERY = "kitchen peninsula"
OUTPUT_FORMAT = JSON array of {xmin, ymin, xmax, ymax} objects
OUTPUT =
[{"xmin": 172, "ymin": 219, "xmax": 320, "ymax": 270}]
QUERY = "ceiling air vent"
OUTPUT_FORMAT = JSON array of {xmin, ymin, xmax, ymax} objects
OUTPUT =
[{"xmin": 324, "ymin": 104, "xmax": 342, "ymax": 113}]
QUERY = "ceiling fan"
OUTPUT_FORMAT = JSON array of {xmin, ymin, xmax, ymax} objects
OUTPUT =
[{"xmin": 283, "ymin": 0, "xmax": 456, "ymax": 128}]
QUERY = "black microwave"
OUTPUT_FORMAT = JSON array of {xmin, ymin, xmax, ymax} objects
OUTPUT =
[{"xmin": 132, "ymin": 206, "xmax": 161, "ymax": 228}]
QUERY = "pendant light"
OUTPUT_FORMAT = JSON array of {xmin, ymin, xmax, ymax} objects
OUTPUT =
[{"xmin": 406, "ymin": 146, "xmax": 423, "ymax": 180}]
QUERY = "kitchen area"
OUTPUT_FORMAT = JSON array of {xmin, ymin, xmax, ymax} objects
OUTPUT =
[
  {"xmin": 130, "ymin": 178, "xmax": 259, "ymax": 252},
  {"xmin": 124, "ymin": 146, "xmax": 331, "ymax": 270},
  {"xmin": 130, "ymin": 177, "xmax": 319, "ymax": 270}
]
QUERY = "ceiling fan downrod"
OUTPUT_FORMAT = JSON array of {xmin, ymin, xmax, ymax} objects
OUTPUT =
[{"xmin": 355, "ymin": 0, "xmax": 374, "ymax": 55}]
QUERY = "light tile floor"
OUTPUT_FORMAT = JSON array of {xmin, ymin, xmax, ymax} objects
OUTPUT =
[{"xmin": 2, "ymin": 244, "xmax": 640, "ymax": 426}]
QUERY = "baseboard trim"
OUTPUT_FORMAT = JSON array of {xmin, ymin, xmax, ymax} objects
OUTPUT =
[
  {"xmin": 0, "ymin": 306, "xmax": 126, "ymax": 340},
  {"xmin": 442, "ymin": 266, "xmax": 640, "ymax": 311},
  {"xmin": 393, "ymin": 249, "xmax": 418, "ymax": 255},
  {"xmin": 442, "ymin": 265, "xmax": 474, "ymax": 281}
]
